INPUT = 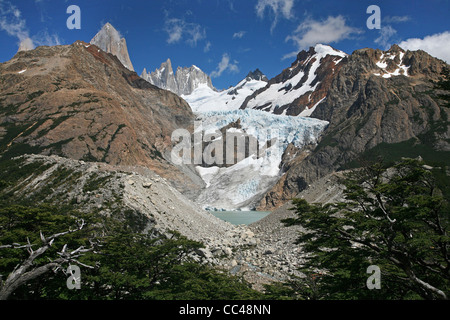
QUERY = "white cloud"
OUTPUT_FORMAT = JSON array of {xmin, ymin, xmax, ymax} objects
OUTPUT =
[
  {"xmin": 284, "ymin": 15, "xmax": 361, "ymax": 59},
  {"xmin": 204, "ymin": 41, "xmax": 211, "ymax": 52},
  {"xmin": 374, "ymin": 25, "xmax": 397, "ymax": 50},
  {"xmin": 0, "ymin": 0, "xmax": 34, "ymax": 50},
  {"xmin": 256, "ymin": 0, "xmax": 295, "ymax": 33},
  {"xmin": 210, "ymin": 53, "xmax": 239, "ymax": 78},
  {"xmin": 17, "ymin": 37, "xmax": 34, "ymax": 51},
  {"xmin": 165, "ymin": 18, "xmax": 183, "ymax": 44},
  {"xmin": 399, "ymin": 31, "xmax": 450, "ymax": 63},
  {"xmin": 33, "ymin": 30, "xmax": 61, "ymax": 47},
  {"xmin": 164, "ymin": 17, "xmax": 206, "ymax": 47},
  {"xmin": 233, "ymin": 31, "xmax": 246, "ymax": 39},
  {"xmin": 0, "ymin": 0, "xmax": 62, "ymax": 52},
  {"xmin": 383, "ymin": 15, "xmax": 411, "ymax": 23}
]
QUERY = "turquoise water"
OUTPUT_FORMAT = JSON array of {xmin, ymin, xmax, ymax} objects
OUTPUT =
[{"xmin": 209, "ymin": 211, "xmax": 271, "ymax": 225}]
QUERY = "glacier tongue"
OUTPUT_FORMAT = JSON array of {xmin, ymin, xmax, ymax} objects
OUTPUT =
[{"xmin": 193, "ymin": 109, "xmax": 328, "ymax": 211}]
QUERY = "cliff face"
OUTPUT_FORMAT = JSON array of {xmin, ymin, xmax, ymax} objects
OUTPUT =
[
  {"xmin": 240, "ymin": 44, "xmax": 347, "ymax": 116},
  {"xmin": 90, "ymin": 23, "xmax": 135, "ymax": 72},
  {"xmin": 258, "ymin": 45, "xmax": 450, "ymax": 210},
  {"xmin": 0, "ymin": 41, "xmax": 200, "ymax": 193}
]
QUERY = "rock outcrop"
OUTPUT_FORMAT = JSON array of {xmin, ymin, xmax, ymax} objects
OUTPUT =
[
  {"xmin": 90, "ymin": 22, "xmax": 135, "ymax": 71},
  {"xmin": 0, "ymin": 40, "xmax": 201, "ymax": 193},
  {"xmin": 141, "ymin": 59, "xmax": 215, "ymax": 96},
  {"xmin": 240, "ymin": 44, "xmax": 347, "ymax": 116},
  {"xmin": 258, "ymin": 45, "xmax": 449, "ymax": 210}
]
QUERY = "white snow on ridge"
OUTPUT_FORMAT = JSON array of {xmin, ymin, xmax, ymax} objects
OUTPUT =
[
  {"xmin": 183, "ymin": 79, "xmax": 267, "ymax": 113},
  {"xmin": 299, "ymin": 97, "xmax": 326, "ymax": 117},
  {"xmin": 314, "ymin": 43, "xmax": 347, "ymax": 59},
  {"xmin": 245, "ymin": 44, "xmax": 346, "ymax": 113}
]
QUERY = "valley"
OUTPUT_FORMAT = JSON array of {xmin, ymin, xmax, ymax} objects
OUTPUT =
[{"xmin": 0, "ymin": 19, "xmax": 448, "ymax": 300}]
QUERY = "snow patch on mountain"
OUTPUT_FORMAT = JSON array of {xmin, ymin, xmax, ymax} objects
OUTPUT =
[
  {"xmin": 244, "ymin": 44, "xmax": 346, "ymax": 114},
  {"xmin": 373, "ymin": 50, "xmax": 410, "ymax": 78}
]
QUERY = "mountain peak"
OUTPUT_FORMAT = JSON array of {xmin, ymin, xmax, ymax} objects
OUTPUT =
[
  {"xmin": 313, "ymin": 43, "xmax": 347, "ymax": 57},
  {"xmin": 90, "ymin": 23, "xmax": 134, "ymax": 71},
  {"xmin": 103, "ymin": 22, "xmax": 114, "ymax": 30},
  {"xmin": 246, "ymin": 69, "xmax": 268, "ymax": 82},
  {"xmin": 241, "ymin": 44, "xmax": 348, "ymax": 116},
  {"xmin": 141, "ymin": 61, "xmax": 215, "ymax": 96}
]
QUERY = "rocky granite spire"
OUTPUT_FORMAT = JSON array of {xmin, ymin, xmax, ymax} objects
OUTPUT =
[
  {"xmin": 141, "ymin": 60, "xmax": 215, "ymax": 96},
  {"xmin": 90, "ymin": 22, "xmax": 134, "ymax": 71}
]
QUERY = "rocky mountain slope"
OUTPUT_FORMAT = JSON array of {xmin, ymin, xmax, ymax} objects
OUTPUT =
[
  {"xmin": 0, "ymin": 40, "xmax": 202, "ymax": 193},
  {"xmin": 240, "ymin": 44, "xmax": 347, "ymax": 116},
  {"xmin": 141, "ymin": 59, "xmax": 215, "ymax": 96},
  {"xmin": 258, "ymin": 44, "xmax": 450, "ymax": 210},
  {"xmin": 90, "ymin": 23, "xmax": 135, "ymax": 71},
  {"xmin": 0, "ymin": 153, "xmax": 308, "ymax": 290}
]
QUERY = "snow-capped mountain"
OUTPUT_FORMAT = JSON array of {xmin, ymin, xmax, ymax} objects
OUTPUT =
[
  {"xmin": 141, "ymin": 59, "xmax": 215, "ymax": 96},
  {"xmin": 192, "ymin": 109, "xmax": 329, "ymax": 210},
  {"xmin": 183, "ymin": 69, "xmax": 268, "ymax": 113},
  {"xmin": 90, "ymin": 23, "xmax": 134, "ymax": 71},
  {"xmin": 240, "ymin": 44, "xmax": 347, "ymax": 117}
]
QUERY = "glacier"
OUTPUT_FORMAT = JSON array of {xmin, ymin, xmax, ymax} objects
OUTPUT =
[{"xmin": 192, "ymin": 109, "xmax": 329, "ymax": 211}]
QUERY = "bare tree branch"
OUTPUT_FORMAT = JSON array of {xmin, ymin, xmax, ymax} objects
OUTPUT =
[{"xmin": 0, "ymin": 219, "xmax": 91, "ymax": 300}]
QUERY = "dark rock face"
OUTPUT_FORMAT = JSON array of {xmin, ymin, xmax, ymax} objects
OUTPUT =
[
  {"xmin": 246, "ymin": 69, "xmax": 268, "ymax": 82},
  {"xmin": 258, "ymin": 45, "xmax": 449, "ymax": 210},
  {"xmin": 0, "ymin": 41, "xmax": 200, "ymax": 193},
  {"xmin": 240, "ymin": 44, "xmax": 347, "ymax": 116}
]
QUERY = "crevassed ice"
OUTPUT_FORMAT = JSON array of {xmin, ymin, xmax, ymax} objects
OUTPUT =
[{"xmin": 193, "ymin": 109, "xmax": 329, "ymax": 210}]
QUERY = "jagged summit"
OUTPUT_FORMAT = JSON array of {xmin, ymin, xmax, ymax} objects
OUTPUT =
[
  {"xmin": 90, "ymin": 22, "xmax": 134, "ymax": 71},
  {"xmin": 246, "ymin": 69, "xmax": 268, "ymax": 82},
  {"xmin": 141, "ymin": 60, "xmax": 215, "ymax": 96},
  {"xmin": 257, "ymin": 43, "xmax": 448, "ymax": 210},
  {"xmin": 0, "ymin": 39, "xmax": 199, "ymax": 193},
  {"xmin": 240, "ymin": 44, "xmax": 347, "ymax": 116}
]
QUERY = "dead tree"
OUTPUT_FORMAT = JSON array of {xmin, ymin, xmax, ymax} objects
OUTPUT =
[{"xmin": 0, "ymin": 219, "xmax": 93, "ymax": 300}]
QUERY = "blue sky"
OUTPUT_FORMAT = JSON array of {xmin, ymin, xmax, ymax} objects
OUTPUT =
[{"xmin": 1, "ymin": 0, "xmax": 449, "ymax": 89}]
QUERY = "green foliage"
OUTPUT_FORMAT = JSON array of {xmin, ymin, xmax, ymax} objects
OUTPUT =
[
  {"xmin": 0, "ymin": 204, "xmax": 98, "ymax": 299},
  {"xmin": 0, "ymin": 203, "xmax": 262, "ymax": 300},
  {"xmin": 76, "ymin": 228, "xmax": 261, "ymax": 300},
  {"xmin": 82, "ymin": 173, "xmax": 111, "ymax": 193},
  {"xmin": 283, "ymin": 158, "xmax": 449, "ymax": 300},
  {"xmin": 343, "ymin": 139, "xmax": 450, "ymax": 170}
]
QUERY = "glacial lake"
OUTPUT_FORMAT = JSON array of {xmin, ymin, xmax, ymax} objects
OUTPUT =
[{"xmin": 209, "ymin": 211, "xmax": 271, "ymax": 225}]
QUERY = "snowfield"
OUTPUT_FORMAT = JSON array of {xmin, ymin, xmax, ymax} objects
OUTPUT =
[{"xmin": 182, "ymin": 79, "xmax": 267, "ymax": 113}]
